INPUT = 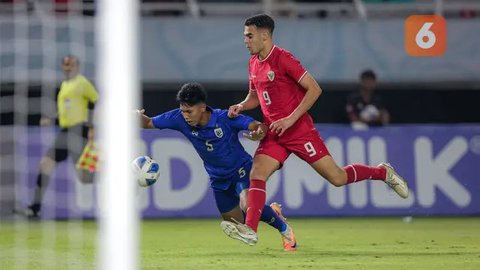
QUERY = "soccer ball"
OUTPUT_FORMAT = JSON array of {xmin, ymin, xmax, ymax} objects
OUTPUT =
[{"xmin": 132, "ymin": 155, "xmax": 160, "ymax": 187}]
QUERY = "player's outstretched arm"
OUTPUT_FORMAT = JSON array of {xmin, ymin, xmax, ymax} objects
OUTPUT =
[
  {"xmin": 243, "ymin": 120, "xmax": 267, "ymax": 141},
  {"xmin": 228, "ymin": 91, "xmax": 260, "ymax": 118},
  {"xmin": 135, "ymin": 109, "xmax": 154, "ymax": 129}
]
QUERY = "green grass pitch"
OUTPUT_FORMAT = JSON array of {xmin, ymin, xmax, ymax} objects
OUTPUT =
[{"xmin": 1, "ymin": 217, "xmax": 479, "ymax": 269}]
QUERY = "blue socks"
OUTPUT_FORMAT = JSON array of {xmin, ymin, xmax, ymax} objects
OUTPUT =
[{"xmin": 260, "ymin": 205, "xmax": 288, "ymax": 233}]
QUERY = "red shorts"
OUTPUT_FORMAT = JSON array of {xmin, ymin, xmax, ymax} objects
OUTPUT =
[{"xmin": 255, "ymin": 128, "xmax": 330, "ymax": 165}]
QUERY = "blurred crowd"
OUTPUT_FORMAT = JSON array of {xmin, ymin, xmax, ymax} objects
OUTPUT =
[{"xmin": 0, "ymin": 0, "xmax": 477, "ymax": 19}]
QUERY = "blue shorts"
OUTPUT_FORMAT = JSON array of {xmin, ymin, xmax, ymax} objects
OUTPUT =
[{"xmin": 212, "ymin": 161, "xmax": 252, "ymax": 214}]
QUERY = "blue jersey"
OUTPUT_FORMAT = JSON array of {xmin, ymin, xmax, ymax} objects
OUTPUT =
[{"xmin": 151, "ymin": 107, "xmax": 254, "ymax": 189}]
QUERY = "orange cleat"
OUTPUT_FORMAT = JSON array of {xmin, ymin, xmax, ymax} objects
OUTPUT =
[{"xmin": 270, "ymin": 202, "xmax": 297, "ymax": 251}]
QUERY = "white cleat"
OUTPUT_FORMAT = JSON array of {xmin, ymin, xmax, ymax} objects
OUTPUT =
[
  {"xmin": 220, "ymin": 220, "xmax": 258, "ymax": 246},
  {"xmin": 379, "ymin": 162, "xmax": 409, "ymax": 199}
]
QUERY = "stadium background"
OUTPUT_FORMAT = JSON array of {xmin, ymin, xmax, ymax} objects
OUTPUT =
[
  {"xmin": 0, "ymin": 1, "xmax": 479, "ymax": 269},
  {"xmin": 1, "ymin": 1, "xmax": 479, "ymax": 219}
]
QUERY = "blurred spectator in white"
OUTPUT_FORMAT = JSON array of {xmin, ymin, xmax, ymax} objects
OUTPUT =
[{"xmin": 346, "ymin": 69, "xmax": 390, "ymax": 129}]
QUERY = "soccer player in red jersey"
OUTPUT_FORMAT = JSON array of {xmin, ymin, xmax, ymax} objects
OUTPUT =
[{"xmin": 223, "ymin": 14, "xmax": 409, "ymax": 247}]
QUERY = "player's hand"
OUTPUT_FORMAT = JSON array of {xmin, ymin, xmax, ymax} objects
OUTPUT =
[
  {"xmin": 228, "ymin": 104, "xmax": 244, "ymax": 118},
  {"xmin": 269, "ymin": 117, "xmax": 295, "ymax": 137},
  {"xmin": 135, "ymin": 109, "xmax": 145, "ymax": 115},
  {"xmin": 135, "ymin": 109, "xmax": 152, "ymax": 128},
  {"xmin": 243, "ymin": 123, "xmax": 267, "ymax": 141}
]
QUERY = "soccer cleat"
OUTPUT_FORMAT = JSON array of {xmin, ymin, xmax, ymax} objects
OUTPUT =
[
  {"xmin": 220, "ymin": 220, "xmax": 258, "ymax": 246},
  {"xmin": 13, "ymin": 204, "xmax": 40, "ymax": 219},
  {"xmin": 270, "ymin": 202, "xmax": 297, "ymax": 251},
  {"xmin": 379, "ymin": 163, "xmax": 409, "ymax": 199}
]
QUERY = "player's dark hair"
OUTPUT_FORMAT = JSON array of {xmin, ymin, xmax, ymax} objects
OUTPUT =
[
  {"xmin": 360, "ymin": 69, "xmax": 376, "ymax": 80},
  {"xmin": 63, "ymin": 55, "xmax": 79, "ymax": 65},
  {"xmin": 245, "ymin": 14, "xmax": 275, "ymax": 34},
  {"xmin": 176, "ymin": 82, "xmax": 207, "ymax": 106}
]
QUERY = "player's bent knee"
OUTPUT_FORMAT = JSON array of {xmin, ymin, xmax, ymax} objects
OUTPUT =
[
  {"xmin": 250, "ymin": 164, "xmax": 276, "ymax": 180},
  {"xmin": 39, "ymin": 157, "xmax": 56, "ymax": 175},
  {"xmin": 250, "ymin": 154, "xmax": 281, "ymax": 180},
  {"xmin": 327, "ymin": 171, "xmax": 348, "ymax": 187},
  {"xmin": 329, "ymin": 178, "xmax": 345, "ymax": 187},
  {"xmin": 327, "ymin": 166, "xmax": 348, "ymax": 187},
  {"xmin": 325, "ymin": 170, "xmax": 347, "ymax": 187},
  {"xmin": 249, "ymin": 171, "xmax": 269, "ymax": 181}
]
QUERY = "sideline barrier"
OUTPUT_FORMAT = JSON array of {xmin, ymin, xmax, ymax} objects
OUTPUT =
[{"xmin": 9, "ymin": 125, "xmax": 480, "ymax": 218}]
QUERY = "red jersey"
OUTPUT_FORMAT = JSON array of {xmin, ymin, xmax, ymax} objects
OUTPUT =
[
  {"xmin": 248, "ymin": 46, "xmax": 313, "ymax": 131},
  {"xmin": 249, "ymin": 46, "xmax": 330, "ymax": 164}
]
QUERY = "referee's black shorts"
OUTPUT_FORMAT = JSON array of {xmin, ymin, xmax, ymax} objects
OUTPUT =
[{"xmin": 45, "ymin": 124, "xmax": 89, "ymax": 163}]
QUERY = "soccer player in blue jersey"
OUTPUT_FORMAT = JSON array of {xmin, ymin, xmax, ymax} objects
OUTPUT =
[{"xmin": 137, "ymin": 82, "xmax": 297, "ymax": 251}]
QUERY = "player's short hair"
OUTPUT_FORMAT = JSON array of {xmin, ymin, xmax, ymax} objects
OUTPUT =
[
  {"xmin": 63, "ymin": 55, "xmax": 79, "ymax": 65},
  {"xmin": 245, "ymin": 14, "xmax": 275, "ymax": 34},
  {"xmin": 360, "ymin": 69, "xmax": 376, "ymax": 80},
  {"xmin": 176, "ymin": 82, "xmax": 207, "ymax": 106}
]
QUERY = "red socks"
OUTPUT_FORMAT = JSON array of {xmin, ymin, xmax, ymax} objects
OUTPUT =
[
  {"xmin": 245, "ymin": 166, "xmax": 386, "ymax": 232},
  {"xmin": 245, "ymin": 179, "xmax": 266, "ymax": 232},
  {"xmin": 344, "ymin": 164, "xmax": 386, "ymax": 184}
]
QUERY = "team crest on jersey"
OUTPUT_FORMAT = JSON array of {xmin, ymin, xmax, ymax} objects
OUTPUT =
[
  {"xmin": 267, "ymin": 70, "xmax": 275, "ymax": 81},
  {"xmin": 214, "ymin": 128, "xmax": 223, "ymax": 138},
  {"xmin": 192, "ymin": 130, "xmax": 198, "ymax": 136}
]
